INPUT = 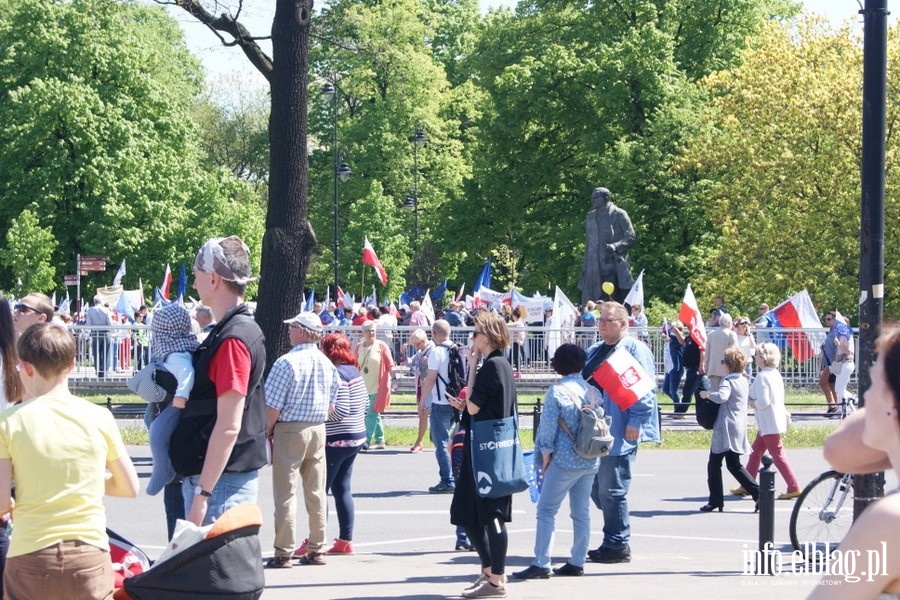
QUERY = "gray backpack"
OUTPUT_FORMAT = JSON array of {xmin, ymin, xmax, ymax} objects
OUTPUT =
[{"xmin": 556, "ymin": 385, "xmax": 614, "ymax": 459}]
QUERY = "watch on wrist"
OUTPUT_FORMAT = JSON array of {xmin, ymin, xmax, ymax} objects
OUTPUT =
[{"xmin": 194, "ymin": 485, "xmax": 212, "ymax": 498}]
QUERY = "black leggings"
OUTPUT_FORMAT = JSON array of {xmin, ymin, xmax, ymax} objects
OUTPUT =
[{"xmin": 464, "ymin": 521, "xmax": 508, "ymax": 576}]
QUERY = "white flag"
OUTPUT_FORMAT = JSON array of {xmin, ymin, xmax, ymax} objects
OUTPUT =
[
  {"xmin": 623, "ymin": 269, "xmax": 645, "ymax": 307},
  {"xmin": 548, "ymin": 286, "xmax": 578, "ymax": 356},
  {"xmin": 421, "ymin": 291, "xmax": 436, "ymax": 324},
  {"xmin": 113, "ymin": 259, "xmax": 126, "ymax": 287}
]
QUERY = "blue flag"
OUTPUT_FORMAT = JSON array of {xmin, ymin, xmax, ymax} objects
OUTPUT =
[
  {"xmin": 431, "ymin": 278, "xmax": 448, "ymax": 300},
  {"xmin": 473, "ymin": 257, "xmax": 492, "ymax": 292},
  {"xmin": 304, "ymin": 289, "xmax": 315, "ymax": 312},
  {"xmin": 115, "ymin": 292, "xmax": 135, "ymax": 323},
  {"xmin": 177, "ymin": 264, "xmax": 187, "ymax": 299}
]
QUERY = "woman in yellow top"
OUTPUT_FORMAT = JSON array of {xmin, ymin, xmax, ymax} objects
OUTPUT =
[
  {"xmin": 356, "ymin": 320, "xmax": 395, "ymax": 449},
  {"xmin": 0, "ymin": 323, "xmax": 139, "ymax": 600}
]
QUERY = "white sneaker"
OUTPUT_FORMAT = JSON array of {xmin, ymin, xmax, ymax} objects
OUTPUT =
[{"xmin": 461, "ymin": 580, "xmax": 507, "ymax": 598}]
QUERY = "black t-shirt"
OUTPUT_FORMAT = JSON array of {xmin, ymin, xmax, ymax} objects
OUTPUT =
[{"xmin": 683, "ymin": 336, "xmax": 701, "ymax": 368}]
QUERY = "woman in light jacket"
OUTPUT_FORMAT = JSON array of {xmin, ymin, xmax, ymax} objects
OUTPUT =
[
  {"xmin": 698, "ymin": 347, "xmax": 759, "ymax": 512},
  {"xmin": 356, "ymin": 320, "xmax": 394, "ymax": 449},
  {"xmin": 739, "ymin": 342, "xmax": 801, "ymax": 500},
  {"xmin": 513, "ymin": 344, "xmax": 599, "ymax": 580}
]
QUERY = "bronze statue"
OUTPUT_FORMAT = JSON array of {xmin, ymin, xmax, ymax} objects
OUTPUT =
[{"xmin": 578, "ymin": 187, "xmax": 635, "ymax": 305}]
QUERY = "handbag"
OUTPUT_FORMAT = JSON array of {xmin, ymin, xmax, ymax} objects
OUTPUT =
[
  {"xmin": 127, "ymin": 362, "xmax": 177, "ymax": 404},
  {"xmin": 470, "ymin": 407, "xmax": 529, "ymax": 499},
  {"xmin": 694, "ymin": 375, "xmax": 719, "ymax": 430}
]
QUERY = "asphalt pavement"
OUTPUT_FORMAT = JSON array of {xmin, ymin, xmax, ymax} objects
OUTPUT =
[{"xmin": 105, "ymin": 444, "xmax": 897, "ymax": 600}]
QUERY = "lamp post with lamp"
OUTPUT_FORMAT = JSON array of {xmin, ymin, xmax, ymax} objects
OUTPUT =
[
  {"xmin": 322, "ymin": 81, "xmax": 352, "ymax": 291},
  {"xmin": 403, "ymin": 127, "xmax": 428, "ymax": 254}
]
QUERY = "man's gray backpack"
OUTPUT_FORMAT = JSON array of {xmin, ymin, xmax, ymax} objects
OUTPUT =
[{"xmin": 556, "ymin": 385, "xmax": 615, "ymax": 459}]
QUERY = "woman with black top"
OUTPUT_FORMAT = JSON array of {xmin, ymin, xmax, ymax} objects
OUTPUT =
[{"xmin": 449, "ymin": 311, "xmax": 516, "ymax": 599}]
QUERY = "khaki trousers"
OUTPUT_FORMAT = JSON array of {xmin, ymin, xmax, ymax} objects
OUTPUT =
[
  {"xmin": 4, "ymin": 540, "xmax": 113, "ymax": 600},
  {"xmin": 272, "ymin": 421, "xmax": 327, "ymax": 557}
]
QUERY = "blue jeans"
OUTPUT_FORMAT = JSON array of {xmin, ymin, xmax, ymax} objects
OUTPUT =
[
  {"xmin": 591, "ymin": 449, "xmax": 636, "ymax": 549},
  {"xmin": 533, "ymin": 462, "xmax": 595, "ymax": 568},
  {"xmin": 430, "ymin": 404, "xmax": 456, "ymax": 486},
  {"xmin": 182, "ymin": 470, "xmax": 259, "ymax": 526},
  {"xmin": 663, "ymin": 366, "xmax": 683, "ymax": 405}
]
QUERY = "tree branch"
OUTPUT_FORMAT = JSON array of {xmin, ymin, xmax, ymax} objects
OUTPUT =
[{"xmin": 159, "ymin": 0, "xmax": 274, "ymax": 82}]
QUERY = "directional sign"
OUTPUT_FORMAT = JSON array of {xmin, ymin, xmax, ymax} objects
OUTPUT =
[
  {"xmin": 80, "ymin": 255, "xmax": 109, "ymax": 262},
  {"xmin": 64, "ymin": 275, "xmax": 78, "ymax": 286},
  {"xmin": 80, "ymin": 260, "xmax": 107, "ymax": 271}
]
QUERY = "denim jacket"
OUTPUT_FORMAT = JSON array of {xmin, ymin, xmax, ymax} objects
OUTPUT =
[{"xmin": 535, "ymin": 375, "xmax": 601, "ymax": 472}]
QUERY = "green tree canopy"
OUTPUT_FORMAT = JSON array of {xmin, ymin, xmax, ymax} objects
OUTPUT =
[
  {"xmin": 0, "ymin": 209, "xmax": 57, "ymax": 296},
  {"xmin": 0, "ymin": 0, "xmax": 263, "ymax": 297},
  {"xmin": 680, "ymin": 17, "xmax": 900, "ymax": 319}
]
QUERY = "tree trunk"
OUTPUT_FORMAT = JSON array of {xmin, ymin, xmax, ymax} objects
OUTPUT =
[{"xmin": 256, "ymin": 0, "xmax": 315, "ymax": 369}]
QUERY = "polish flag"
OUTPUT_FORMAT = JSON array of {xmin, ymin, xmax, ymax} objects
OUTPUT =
[
  {"xmin": 678, "ymin": 283, "xmax": 707, "ymax": 351},
  {"xmin": 336, "ymin": 286, "xmax": 347, "ymax": 309},
  {"xmin": 362, "ymin": 237, "xmax": 388, "ymax": 285},
  {"xmin": 771, "ymin": 289, "xmax": 824, "ymax": 363},
  {"xmin": 160, "ymin": 264, "xmax": 172, "ymax": 300},
  {"xmin": 588, "ymin": 347, "xmax": 655, "ymax": 411}
]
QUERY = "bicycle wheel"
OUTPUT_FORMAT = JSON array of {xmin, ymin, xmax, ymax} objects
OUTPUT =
[{"xmin": 789, "ymin": 470, "xmax": 854, "ymax": 557}]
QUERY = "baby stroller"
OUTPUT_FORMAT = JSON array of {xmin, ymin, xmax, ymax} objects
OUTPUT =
[{"xmin": 114, "ymin": 504, "xmax": 265, "ymax": 600}]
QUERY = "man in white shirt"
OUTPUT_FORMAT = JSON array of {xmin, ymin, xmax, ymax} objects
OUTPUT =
[{"xmin": 418, "ymin": 319, "xmax": 454, "ymax": 493}]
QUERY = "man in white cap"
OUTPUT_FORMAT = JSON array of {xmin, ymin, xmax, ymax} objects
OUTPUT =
[
  {"xmin": 169, "ymin": 236, "xmax": 268, "ymax": 528},
  {"xmin": 263, "ymin": 312, "xmax": 340, "ymax": 568}
]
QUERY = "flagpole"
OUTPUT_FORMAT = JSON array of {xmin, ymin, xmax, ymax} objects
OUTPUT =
[{"xmin": 360, "ymin": 267, "xmax": 365, "ymax": 301}]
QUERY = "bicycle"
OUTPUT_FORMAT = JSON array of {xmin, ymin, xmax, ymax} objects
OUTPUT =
[{"xmin": 788, "ymin": 395, "xmax": 857, "ymax": 558}]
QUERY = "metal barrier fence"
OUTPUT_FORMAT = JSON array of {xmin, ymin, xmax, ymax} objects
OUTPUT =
[{"xmin": 68, "ymin": 323, "xmax": 854, "ymax": 392}]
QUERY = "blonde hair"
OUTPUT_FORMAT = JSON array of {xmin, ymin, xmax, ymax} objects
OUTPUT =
[
  {"xmin": 723, "ymin": 347, "xmax": 746, "ymax": 374},
  {"xmin": 756, "ymin": 342, "xmax": 781, "ymax": 368},
  {"xmin": 474, "ymin": 312, "xmax": 510, "ymax": 350}
]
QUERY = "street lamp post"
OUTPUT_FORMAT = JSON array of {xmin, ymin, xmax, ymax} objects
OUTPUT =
[
  {"xmin": 404, "ymin": 128, "xmax": 428, "ymax": 254},
  {"xmin": 322, "ymin": 81, "xmax": 351, "ymax": 292}
]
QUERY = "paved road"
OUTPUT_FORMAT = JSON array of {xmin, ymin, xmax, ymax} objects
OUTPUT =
[{"xmin": 106, "ymin": 445, "xmax": 896, "ymax": 599}]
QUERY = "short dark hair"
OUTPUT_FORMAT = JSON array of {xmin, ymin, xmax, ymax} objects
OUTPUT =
[
  {"xmin": 551, "ymin": 343, "xmax": 586, "ymax": 376},
  {"xmin": 17, "ymin": 322, "xmax": 75, "ymax": 377},
  {"xmin": 219, "ymin": 236, "xmax": 251, "ymax": 296}
]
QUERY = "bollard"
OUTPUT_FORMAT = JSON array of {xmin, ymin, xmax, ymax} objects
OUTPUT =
[
  {"xmin": 107, "ymin": 396, "xmax": 113, "ymax": 412},
  {"xmin": 532, "ymin": 397, "xmax": 542, "ymax": 444},
  {"xmin": 757, "ymin": 454, "xmax": 776, "ymax": 575}
]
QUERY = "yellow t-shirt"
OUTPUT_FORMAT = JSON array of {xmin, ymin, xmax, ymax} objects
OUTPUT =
[{"xmin": 0, "ymin": 393, "xmax": 125, "ymax": 557}]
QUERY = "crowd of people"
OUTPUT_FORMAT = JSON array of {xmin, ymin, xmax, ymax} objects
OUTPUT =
[{"xmin": 2, "ymin": 238, "xmax": 897, "ymax": 598}]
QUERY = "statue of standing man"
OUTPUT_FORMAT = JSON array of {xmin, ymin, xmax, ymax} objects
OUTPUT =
[{"xmin": 578, "ymin": 187, "xmax": 636, "ymax": 305}]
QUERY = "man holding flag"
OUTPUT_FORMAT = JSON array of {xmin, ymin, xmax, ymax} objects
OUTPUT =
[{"xmin": 581, "ymin": 302, "xmax": 659, "ymax": 564}]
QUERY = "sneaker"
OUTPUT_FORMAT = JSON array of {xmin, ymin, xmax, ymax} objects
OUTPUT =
[
  {"xmin": 511, "ymin": 565, "xmax": 550, "ymax": 580},
  {"xmin": 296, "ymin": 552, "xmax": 325, "ymax": 566},
  {"xmin": 778, "ymin": 490, "xmax": 802, "ymax": 500},
  {"xmin": 410, "ymin": 444, "xmax": 424, "ymax": 453},
  {"xmin": 372, "ymin": 441, "xmax": 386, "ymax": 450},
  {"xmin": 428, "ymin": 482, "xmax": 455, "ymax": 494},
  {"xmin": 730, "ymin": 486, "xmax": 749, "ymax": 496},
  {"xmin": 463, "ymin": 574, "xmax": 489, "ymax": 592},
  {"xmin": 292, "ymin": 538, "xmax": 309, "ymax": 557},
  {"xmin": 553, "ymin": 562, "xmax": 584, "ymax": 576},
  {"xmin": 326, "ymin": 538, "xmax": 354, "ymax": 554},
  {"xmin": 587, "ymin": 545, "xmax": 631, "ymax": 564},
  {"xmin": 462, "ymin": 580, "xmax": 507, "ymax": 598},
  {"xmin": 455, "ymin": 540, "xmax": 473, "ymax": 551}
]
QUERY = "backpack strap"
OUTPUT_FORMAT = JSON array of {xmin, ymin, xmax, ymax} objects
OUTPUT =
[{"xmin": 554, "ymin": 383, "xmax": 582, "ymax": 442}]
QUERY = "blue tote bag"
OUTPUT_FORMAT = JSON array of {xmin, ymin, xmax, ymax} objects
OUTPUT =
[{"xmin": 470, "ymin": 411, "xmax": 529, "ymax": 499}]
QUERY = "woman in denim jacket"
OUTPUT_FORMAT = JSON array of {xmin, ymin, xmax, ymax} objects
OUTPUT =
[{"xmin": 513, "ymin": 344, "xmax": 600, "ymax": 580}]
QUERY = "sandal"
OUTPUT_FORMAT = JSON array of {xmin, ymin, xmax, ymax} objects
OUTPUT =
[{"xmin": 265, "ymin": 556, "xmax": 293, "ymax": 569}]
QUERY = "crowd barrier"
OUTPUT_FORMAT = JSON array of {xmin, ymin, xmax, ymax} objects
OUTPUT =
[{"xmin": 67, "ymin": 323, "xmax": 855, "ymax": 392}]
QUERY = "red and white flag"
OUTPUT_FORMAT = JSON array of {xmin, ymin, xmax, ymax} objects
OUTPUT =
[
  {"xmin": 362, "ymin": 237, "xmax": 388, "ymax": 285},
  {"xmin": 160, "ymin": 264, "xmax": 172, "ymax": 300},
  {"xmin": 589, "ymin": 348, "xmax": 655, "ymax": 411},
  {"xmin": 678, "ymin": 283, "xmax": 707, "ymax": 351}
]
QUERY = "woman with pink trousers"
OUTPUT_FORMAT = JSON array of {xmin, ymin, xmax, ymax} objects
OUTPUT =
[{"xmin": 732, "ymin": 342, "xmax": 801, "ymax": 499}]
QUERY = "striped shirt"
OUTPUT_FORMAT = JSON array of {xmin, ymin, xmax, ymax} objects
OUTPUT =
[
  {"xmin": 326, "ymin": 364, "xmax": 368, "ymax": 446},
  {"xmin": 265, "ymin": 343, "xmax": 339, "ymax": 423}
]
